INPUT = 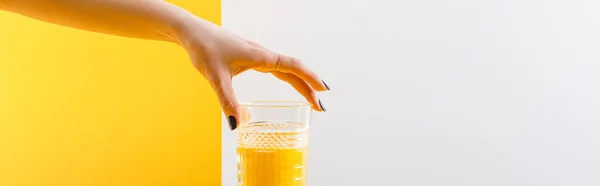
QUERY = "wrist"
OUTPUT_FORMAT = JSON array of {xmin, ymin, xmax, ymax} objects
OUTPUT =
[
  {"xmin": 155, "ymin": 2, "xmax": 202, "ymax": 46},
  {"xmin": 159, "ymin": 7, "xmax": 189, "ymax": 45},
  {"xmin": 174, "ymin": 16, "xmax": 220, "ymax": 51}
]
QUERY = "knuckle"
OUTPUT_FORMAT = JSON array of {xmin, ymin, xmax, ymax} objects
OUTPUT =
[
  {"xmin": 289, "ymin": 57, "xmax": 302, "ymax": 66},
  {"xmin": 307, "ymin": 90, "xmax": 318, "ymax": 101},
  {"xmin": 245, "ymin": 48, "xmax": 275, "ymax": 72},
  {"xmin": 221, "ymin": 99, "xmax": 239, "ymax": 110},
  {"xmin": 251, "ymin": 48, "xmax": 271, "ymax": 62},
  {"xmin": 281, "ymin": 56, "xmax": 301, "ymax": 72},
  {"xmin": 206, "ymin": 75, "xmax": 224, "ymax": 88},
  {"xmin": 206, "ymin": 72, "xmax": 231, "ymax": 87}
]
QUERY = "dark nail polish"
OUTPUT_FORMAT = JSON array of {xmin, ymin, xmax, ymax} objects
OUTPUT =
[
  {"xmin": 228, "ymin": 115, "xmax": 237, "ymax": 130},
  {"xmin": 318, "ymin": 99, "xmax": 326, "ymax": 112},
  {"xmin": 322, "ymin": 80, "xmax": 331, "ymax": 90}
]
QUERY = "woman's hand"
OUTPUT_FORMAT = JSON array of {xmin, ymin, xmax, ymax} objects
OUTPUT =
[
  {"xmin": 177, "ymin": 18, "xmax": 329, "ymax": 130},
  {"xmin": 0, "ymin": 0, "xmax": 328, "ymax": 130}
]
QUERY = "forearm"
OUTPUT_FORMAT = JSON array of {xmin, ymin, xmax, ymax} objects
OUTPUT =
[{"xmin": 0, "ymin": 0, "xmax": 197, "ymax": 44}]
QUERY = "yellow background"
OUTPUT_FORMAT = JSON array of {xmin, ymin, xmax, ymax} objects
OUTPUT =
[{"xmin": 0, "ymin": 1, "xmax": 221, "ymax": 185}]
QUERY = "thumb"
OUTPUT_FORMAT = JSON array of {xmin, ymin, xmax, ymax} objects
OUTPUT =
[{"xmin": 208, "ymin": 72, "xmax": 241, "ymax": 131}]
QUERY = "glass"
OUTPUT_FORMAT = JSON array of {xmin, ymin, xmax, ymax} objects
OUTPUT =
[{"xmin": 237, "ymin": 101, "xmax": 312, "ymax": 186}]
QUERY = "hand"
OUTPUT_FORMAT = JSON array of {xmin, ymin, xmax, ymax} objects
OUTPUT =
[
  {"xmin": 176, "ymin": 18, "xmax": 329, "ymax": 130},
  {"xmin": 0, "ymin": 0, "xmax": 328, "ymax": 130}
]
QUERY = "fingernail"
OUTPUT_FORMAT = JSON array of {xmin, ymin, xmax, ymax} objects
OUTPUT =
[
  {"xmin": 318, "ymin": 99, "xmax": 326, "ymax": 112},
  {"xmin": 228, "ymin": 115, "xmax": 237, "ymax": 130},
  {"xmin": 322, "ymin": 80, "xmax": 331, "ymax": 90}
]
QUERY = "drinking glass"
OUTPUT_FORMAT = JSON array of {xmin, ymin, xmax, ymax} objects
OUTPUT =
[{"xmin": 237, "ymin": 101, "xmax": 312, "ymax": 186}]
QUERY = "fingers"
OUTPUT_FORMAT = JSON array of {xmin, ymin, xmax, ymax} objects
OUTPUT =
[
  {"xmin": 275, "ymin": 54, "xmax": 330, "ymax": 92},
  {"xmin": 245, "ymin": 41, "xmax": 330, "ymax": 91},
  {"xmin": 252, "ymin": 50, "xmax": 330, "ymax": 92},
  {"xmin": 207, "ymin": 71, "xmax": 241, "ymax": 131},
  {"xmin": 272, "ymin": 72, "xmax": 325, "ymax": 112}
]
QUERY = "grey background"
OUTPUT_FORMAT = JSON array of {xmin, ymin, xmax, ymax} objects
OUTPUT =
[{"xmin": 221, "ymin": 0, "xmax": 600, "ymax": 185}]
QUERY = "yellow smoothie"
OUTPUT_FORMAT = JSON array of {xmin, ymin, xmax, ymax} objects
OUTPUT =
[
  {"xmin": 237, "ymin": 122, "xmax": 309, "ymax": 186},
  {"xmin": 237, "ymin": 146, "xmax": 308, "ymax": 186}
]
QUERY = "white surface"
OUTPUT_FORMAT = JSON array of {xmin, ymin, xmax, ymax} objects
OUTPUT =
[{"xmin": 222, "ymin": 0, "xmax": 600, "ymax": 185}]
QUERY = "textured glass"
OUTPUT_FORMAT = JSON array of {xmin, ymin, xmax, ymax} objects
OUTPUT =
[{"xmin": 236, "ymin": 101, "xmax": 311, "ymax": 186}]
